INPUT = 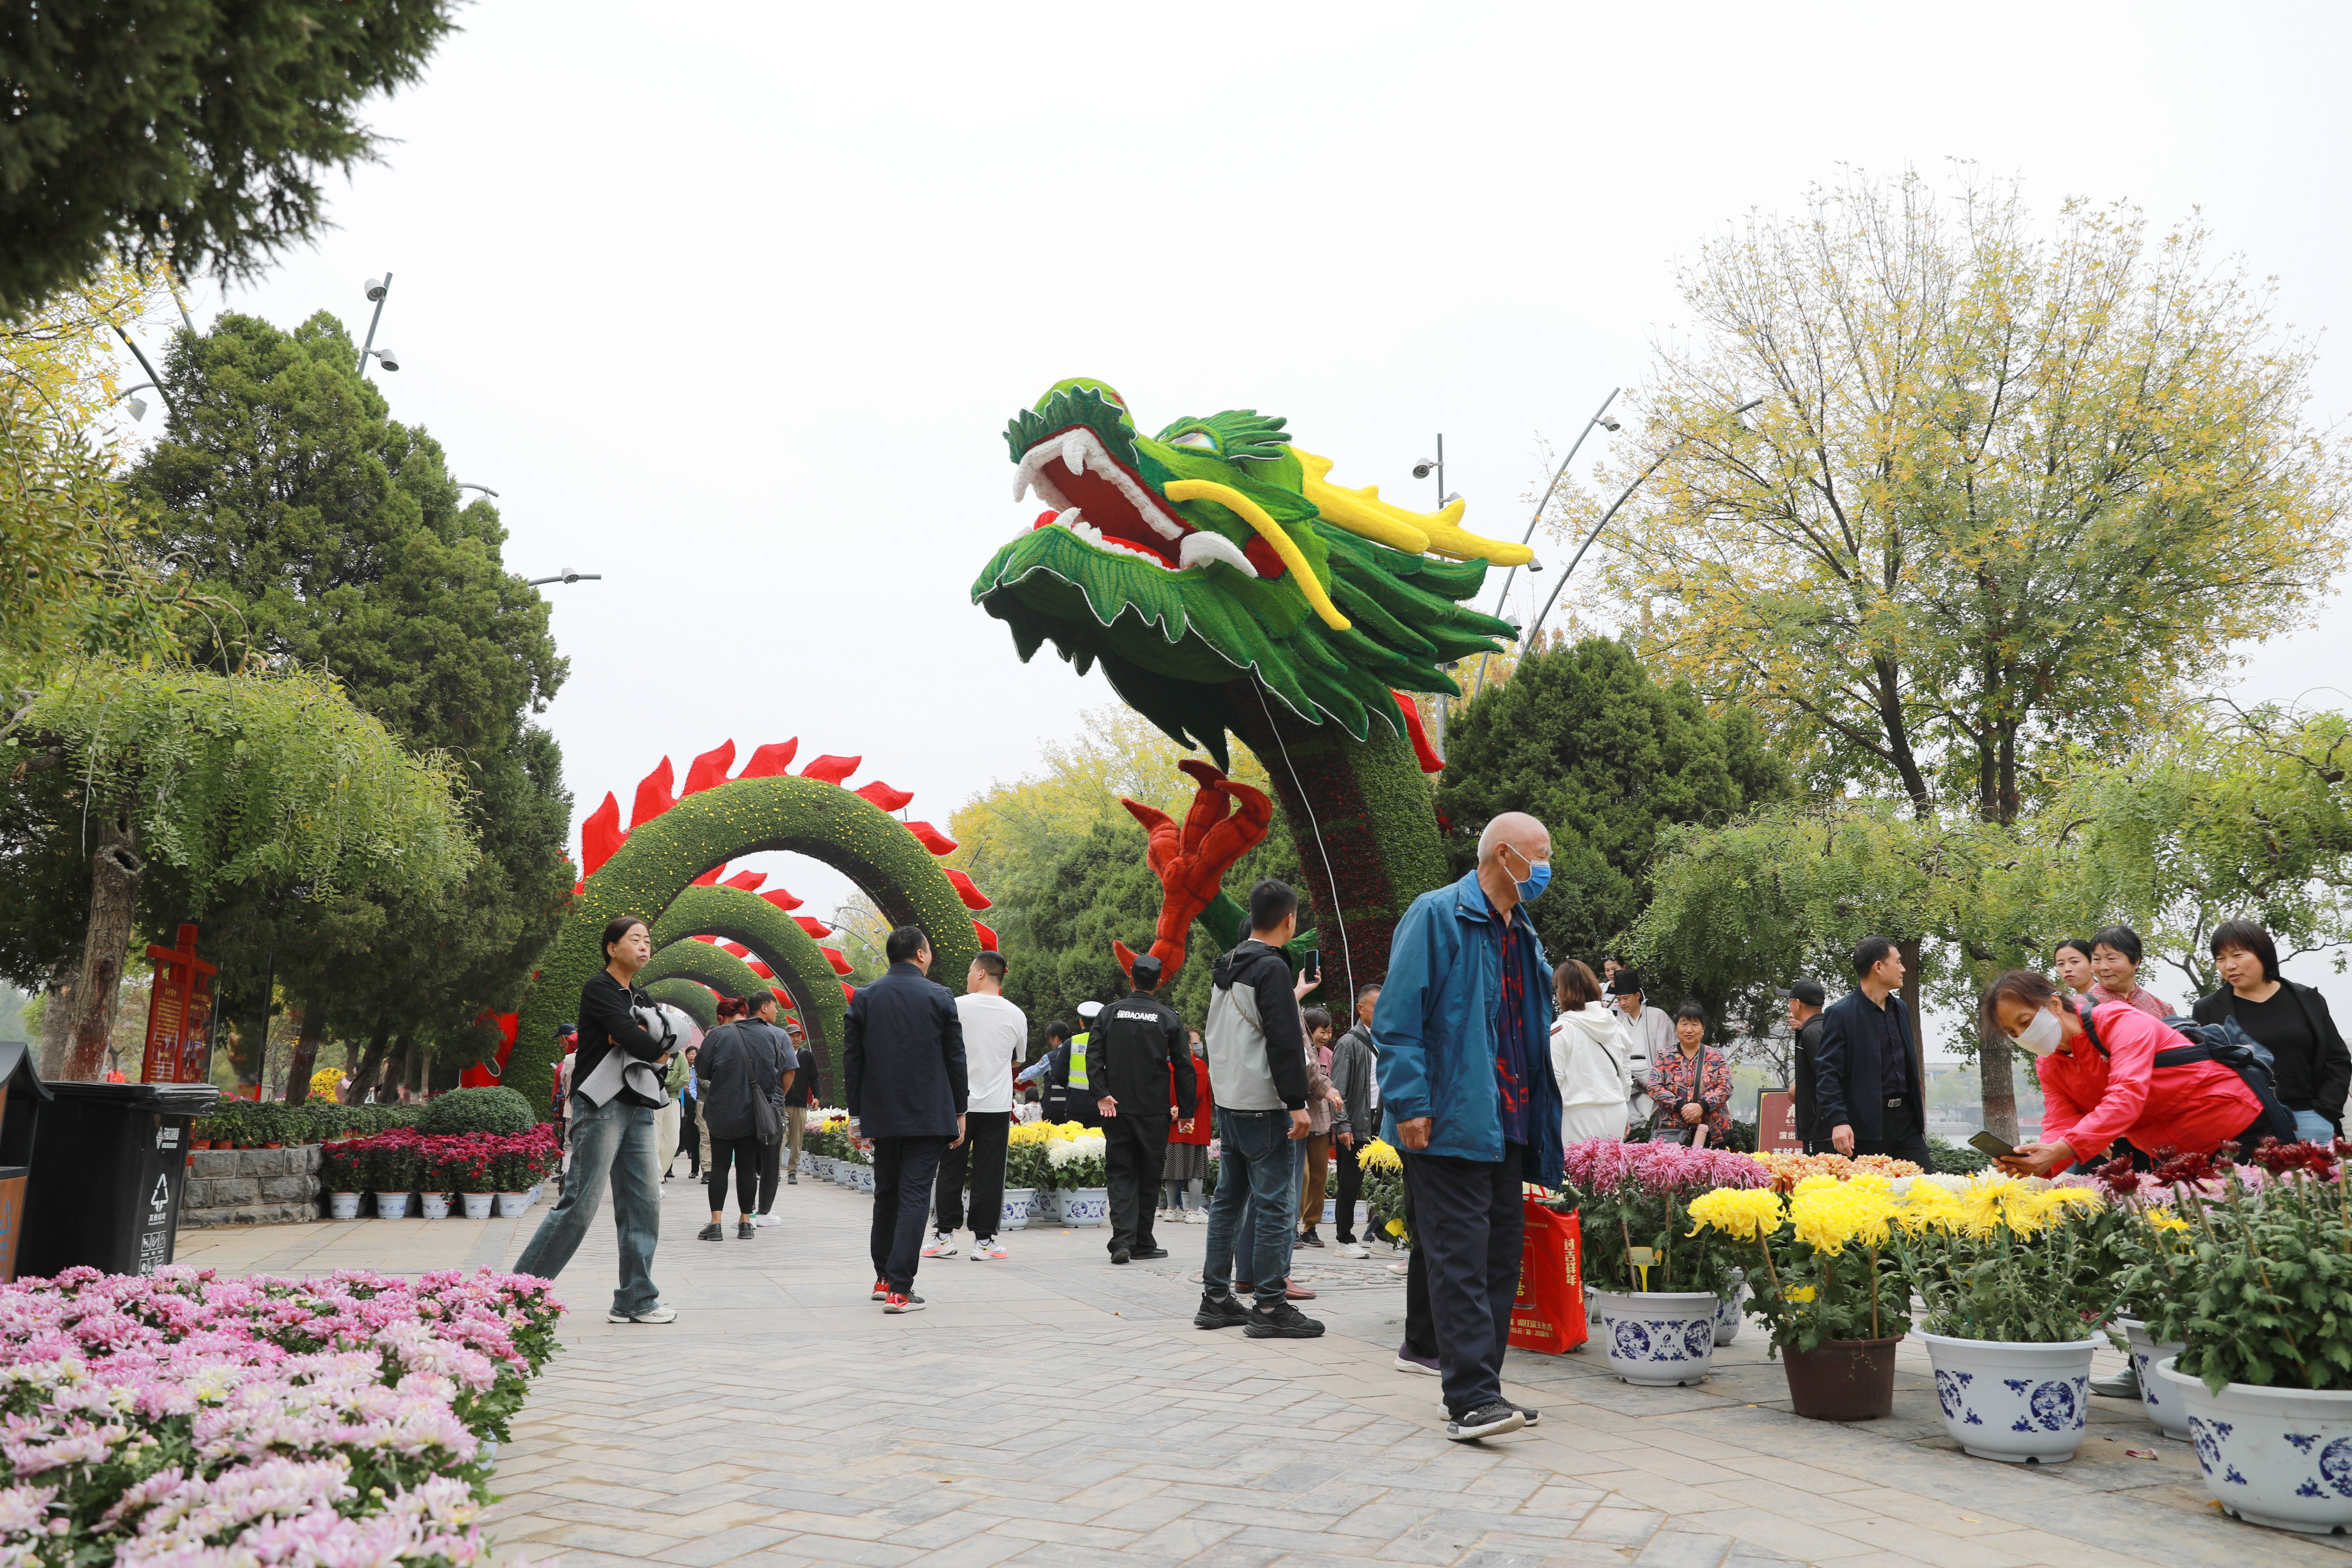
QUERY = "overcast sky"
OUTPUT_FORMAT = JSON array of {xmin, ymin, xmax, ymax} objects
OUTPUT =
[{"xmin": 117, "ymin": 0, "xmax": 2352, "ymax": 1036}]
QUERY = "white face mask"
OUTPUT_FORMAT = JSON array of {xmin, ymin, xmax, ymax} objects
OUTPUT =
[{"xmin": 2013, "ymin": 1006, "xmax": 2064, "ymax": 1057}]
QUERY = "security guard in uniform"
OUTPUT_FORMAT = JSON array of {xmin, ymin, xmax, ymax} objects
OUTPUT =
[
  {"xmin": 1089, "ymin": 955, "xmax": 1195, "ymax": 1264},
  {"xmin": 1064, "ymin": 1000, "xmax": 1105, "ymax": 1128}
]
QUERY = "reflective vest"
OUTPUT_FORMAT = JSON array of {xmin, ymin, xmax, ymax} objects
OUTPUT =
[{"xmin": 1065, "ymin": 1034, "xmax": 1091, "ymax": 1092}]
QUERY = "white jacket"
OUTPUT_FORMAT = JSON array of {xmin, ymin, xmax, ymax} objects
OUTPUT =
[{"xmin": 1550, "ymin": 1002, "xmax": 1632, "ymax": 1111}]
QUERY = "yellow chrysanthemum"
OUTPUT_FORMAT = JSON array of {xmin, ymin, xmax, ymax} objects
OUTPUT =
[
  {"xmin": 1893, "ymin": 1182, "xmax": 1959, "ymax": 1234},
  {"xmin": 1385, "ymin": 1218, "xmax": 1406, "ymax": 1237},
  {"xmin": 1785, "ymin": 1286, "xmax": 1817, "ymax": 1304},
  {"xmin": 2147, "ymin": 1210, "xmax": 2192, "ymax": 1234},
  {"xmin": 1788, "ymin": 1184, "xmax": 1894, "ymax": 1253},
  {"xmin": 1687, "ymin": 1187, "xmax": 1785, "ymax": 1243},
  {"xmin": 1358, "ymin": 1138, "xmax": 1404, "ymax": 1172}
]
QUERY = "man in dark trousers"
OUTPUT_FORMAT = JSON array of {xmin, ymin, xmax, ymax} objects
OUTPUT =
[
  {"xmin": 1374, "ymin": 812, "xmax": 1564, "ymax": 1442},
  {"xmin": 1782, "ymin": 980, "xmax": 1828, "ymax": 1152},
  {"xmin": 1813, "ymin": 936, "xmax": 1934, "ymax": 1167},
  {"xmin": 1090, "ymin": 952, "xmax": 1194, "ymax": 1265},
  {"xmin": 844, "ymin": 924, "xmax": 967, "ymax": 1313}
]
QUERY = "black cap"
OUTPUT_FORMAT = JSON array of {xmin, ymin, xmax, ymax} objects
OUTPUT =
[
  {"xmin": 1131, "ymin": 954, "xmax": 1164, "ymax": 988},
  {"xmin": 1781, "ymin": 978, "xmax": 1826, "ymax": 1007},
  {"xmin": 555, "ymin": 1022, "xmax": 578, "ymax": 1038},
  {"xmin": 1608, "ymin": 970, "xmax": 1643, "ymax": 997}
]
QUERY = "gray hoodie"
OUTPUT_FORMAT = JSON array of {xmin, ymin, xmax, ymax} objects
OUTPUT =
[{"xmin": 1205, "ymin": 940, "xmax": 1311, "ymax": 1112}]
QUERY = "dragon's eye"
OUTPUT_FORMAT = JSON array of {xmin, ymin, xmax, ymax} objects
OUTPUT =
[{"xmin": 1168, "ymin": 429, "xmax": 1216, "ymax": 450}]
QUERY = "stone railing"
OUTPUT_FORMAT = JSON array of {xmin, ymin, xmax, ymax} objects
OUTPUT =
[{"xmin": 180, "ymin": 1145, "xmax": 324, "ymax": 1228}]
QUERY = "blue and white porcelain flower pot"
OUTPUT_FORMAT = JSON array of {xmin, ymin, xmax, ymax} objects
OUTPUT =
[
  {"xmin": 1921, "ymin": 1332, "xmax": 2098, "ymax": 1462},
  {"xmin": 1591, "ymin": 1291, "xmax": 1720, "ymax": 1386},
  {"xmin": 854, "ymin": 1164, "xmax": 874, "ymax": 1194},
  {"xmin": 1000, "ymin": 1188, "xmax": 1034, "ymax": 1231},
  {"xmin": 2155, "ymin": 1356, "xmax": 2352, "ymax": 1533},
  {"xmin": 1055, "ymin": 1187, "xmax": 1109, "ymax": 1227},
  {"xmin": 2121, "ymin": 1317, "xmax": 2189, "ymax": 1440},
  {"xmin": 1714, "ymin": 1269, "xmax": 1749, "ymax": 1347}
]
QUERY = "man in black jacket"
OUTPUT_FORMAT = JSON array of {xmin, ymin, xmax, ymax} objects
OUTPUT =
[
  {"xmin": 1090, "ymin": 953, "xmax": 1195, "ymax": 1265},
  {"xmin": 844, "ymin": 925, "xmax": 968, "ymax": 1312},
  {"xmin": 1813, "ymin": 937, "xmax": 1933, "ymax": 1167},
  {"xmin": 1782, "ymin": 980, "xmax": 1828, "ymax": 1152}
]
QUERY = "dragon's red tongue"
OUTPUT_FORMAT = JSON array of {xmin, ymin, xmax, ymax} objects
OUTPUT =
[{"xmin": 1032, "ymin": 510, "xmax": 1059, "ymax": 530}]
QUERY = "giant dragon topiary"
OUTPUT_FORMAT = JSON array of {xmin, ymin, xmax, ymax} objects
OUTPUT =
[{"xmin": 972, "ymin": 379, "xmax": 1527, "ymax": 996}]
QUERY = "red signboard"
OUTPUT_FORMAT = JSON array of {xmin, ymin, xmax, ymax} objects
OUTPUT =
[
  {"xmin": 139, "ymin": 924, "xmax": 218, "ymax": 1085},
  {"xmin": 1757, "ymin": 1089, "xmax": 1803, "ymax": 1152}
]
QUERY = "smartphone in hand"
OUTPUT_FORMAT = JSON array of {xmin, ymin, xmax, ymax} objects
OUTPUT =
[{"xmin": 1968, "ymin": 1129, "xmax": 2019, "ymax": 1161}]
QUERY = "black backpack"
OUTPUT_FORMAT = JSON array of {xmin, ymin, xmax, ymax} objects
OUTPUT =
[{"xmin": 2077, "ymin": 1002, "xmax": 2298, "ymax": 1146}]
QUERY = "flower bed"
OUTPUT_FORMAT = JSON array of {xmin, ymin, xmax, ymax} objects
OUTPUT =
[
  {"xmin": 318, "ymin": 1128, "xmax": 560, "ymax": 1201},
  {"xmin": 0, "ymin": 1265, "xmax": 562, "ymax": 1564},
  {"xmin": 1747, "ymin": 1151, "xmax": 1923, "ymax": 1189}
]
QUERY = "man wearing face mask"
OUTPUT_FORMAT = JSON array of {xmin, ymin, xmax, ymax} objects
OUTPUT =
[
  {"xmin": 1374, "ymin": 812, "xmax": 1564, "ymax": 1443},
  {"xmin": 1982, "ymin": 969, "xmax": 2276, "ymax": 1179}
]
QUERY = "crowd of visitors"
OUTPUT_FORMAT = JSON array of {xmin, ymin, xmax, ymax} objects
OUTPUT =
[{"xmin": 504, "ymin": 850, "xmax": 2348, "ymax": 1451}]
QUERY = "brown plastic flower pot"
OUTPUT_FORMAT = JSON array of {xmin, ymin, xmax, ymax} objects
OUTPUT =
[{"xmin": 1782, "ymin": 1337, "xmax": 1900, "ymax": 1421}]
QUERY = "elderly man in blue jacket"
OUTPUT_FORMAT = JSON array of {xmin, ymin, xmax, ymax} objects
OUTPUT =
[{"xmin": 1375, "ymin": 811, "xmax": 1564, "ymax": 1443}]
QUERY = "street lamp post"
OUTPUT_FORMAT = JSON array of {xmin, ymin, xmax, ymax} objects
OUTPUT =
[
  {"xmin": 1523, "ymin": 397, "xmax": 1765, "ymax": 645},
  {"xmin": 1409, "ymin": 437, "xmax": 1467, "ymax": 754},
  {"xmin": 355, "ymin": 274, "xmax": 398, "ymax": 377},
  {"xmin": 525, "ymin": 568, "xmax": 603, "ymax": 587},
  {"xmin": 1470, "ymin": 387, "xmax": 1623, "ymax": 698}
]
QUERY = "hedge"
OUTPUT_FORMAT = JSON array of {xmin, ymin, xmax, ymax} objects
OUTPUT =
[{"xmin": 647, "ymin": 883, "xmax": 848, "ymax": 1060}]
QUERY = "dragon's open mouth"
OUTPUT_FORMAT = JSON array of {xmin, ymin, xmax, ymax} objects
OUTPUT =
[{"xmin": 1011, "ymin": 425, "xmax": 1261, "ymax": 578}]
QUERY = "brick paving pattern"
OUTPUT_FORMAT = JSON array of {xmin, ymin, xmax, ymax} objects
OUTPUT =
[{"xmin": 178, "ymin": 1165, "xmax": 2352, "ymax": 1568}]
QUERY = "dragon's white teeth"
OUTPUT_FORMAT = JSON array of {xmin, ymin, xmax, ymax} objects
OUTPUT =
[
  {"xmin": 1062, "ymin": 432, "xmax": 1087, "ymax": 476},
  {"xmin": 1178, "ymin": 531, "xmax": 1259, "ymax": 576},
  {"xmin": 1013, "ymin": 469, "xmax": 1033, "ymax": 504}
]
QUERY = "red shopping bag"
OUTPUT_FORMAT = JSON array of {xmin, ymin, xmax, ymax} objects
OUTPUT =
[{"xmin": 1508, "ymin": 1199, "xmax": 1588, "ymax": 1354}]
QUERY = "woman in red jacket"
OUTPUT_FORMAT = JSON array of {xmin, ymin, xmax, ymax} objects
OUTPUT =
[
  {"xmin": 1161, "ymin": 1029, "xmax": 1215, "ymax": 1223},
  {"xmin": 1981, "ymin": 970, "xmax": 2268, "ymax": 1177}
]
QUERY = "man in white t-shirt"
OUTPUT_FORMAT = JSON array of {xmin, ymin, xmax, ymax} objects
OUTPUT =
[{"xmin": 927, "ymin": 949, "xmax": 1027, "ymax": 1261}]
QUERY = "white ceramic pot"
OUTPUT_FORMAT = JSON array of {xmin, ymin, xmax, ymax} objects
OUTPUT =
[
  {"xmin": 1001, "ymin": 1189, "xmax": 1034, "ymax": 1231},
  {"xmin": 418, "ymin": 1192, "xmax": 452, "ymax": 1219},
  {"xmin": 2155, "ymin": 1357, "xmax": 2352, "ymax": 1533},
  {"xmin": 528, "ymin": 1182, "xmax": 543, "ymax": 1204},
  {"xmin": 1715, "ymin": 1269, "xmax": 1749, "ymax": 1347},
  {"xmin": 496, "ymin": 1191, "xmax": 530, "ymax": 1218},
  {"xmin": 1056, "ymin": 1187, "xmax": 1109, "ymax": 1228},
  {"xmin": 2121, "ymin": 1317, "xmax": 2190, "ymax": 1441},
  {"xmin": 1921, "ymin": 1333, "xmax": 2099, "ymax": 1462},
  {"xmin": 327, "ymin": 1191, "xmax": 362, "ymax": 1220},
  {"xmin": 1591, "ymin": 1291, "xmax": 1720, "ymax": 1386},
  {"xmin": 854, "ymin": 1165, "xmax": 874, "ymax": 1194},
  {"xmin": 799, "ymin": 1152, "xmax": 815, "ymax": 1177},
  {"xmin": 375, "ymin": 1191, "xmax": 411, "ymax": 1219},
  {"xmin": 461, "ymin": 1192, "xmax": 494, "ymax": 1219}
]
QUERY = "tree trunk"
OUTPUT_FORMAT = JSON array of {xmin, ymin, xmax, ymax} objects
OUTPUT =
[
  {"xmin": 282, "ymin": 1000, "xmax": 327, "ymax": 1103},
  {"xmin": 1979, "ymin": 1027, "xmax": 2020, "ymax": 1142},
  {"xmin": 63, "ymin": 809, "xmax": 143, "ymax": 1080},
  {"xmin": 370, "ymin": 1032, "xmax": 413, "ymax": 1103},
  {"xmin": 343, "ymin": 1021, "xmax": 391, "ymax": 1103},
  {"xmin": 36, "ymin": 966, "xmax": 73, "ymax": 1080}
]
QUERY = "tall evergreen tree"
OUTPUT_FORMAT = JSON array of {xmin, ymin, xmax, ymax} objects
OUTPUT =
[
  {"xmin": 1434, "ymin": 636, "xmax": 1791, "ymax": 973},
  {"xmin": 130, "ymin": 311, "xmax": 572, "ymax": 1097}
]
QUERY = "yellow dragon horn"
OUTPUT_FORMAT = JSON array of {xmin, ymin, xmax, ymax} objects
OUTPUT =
[{"xmin": 1293, "ymin": 448, "xmax": 1533, "ymax": 566}]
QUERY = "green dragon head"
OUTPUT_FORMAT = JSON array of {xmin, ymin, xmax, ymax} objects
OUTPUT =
[{"xmin": 971, "ymin": 379, "xmax": 1528, "ymax": 765}]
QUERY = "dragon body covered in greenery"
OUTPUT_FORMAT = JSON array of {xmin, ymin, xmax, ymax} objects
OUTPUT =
[{"xmin": 972, "ymin": 379, "xmax": 1527, "ymax": 996}]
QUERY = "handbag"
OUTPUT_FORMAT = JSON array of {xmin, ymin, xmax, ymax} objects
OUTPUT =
[{"xmin": 575, "ymin": 996, "xmax": 676, "ymax": 1109}]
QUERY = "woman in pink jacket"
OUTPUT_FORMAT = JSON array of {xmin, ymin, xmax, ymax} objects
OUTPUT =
[{"xmin": 1980, "ymin": 970, "xmax": 2269, "ymax": 1177}]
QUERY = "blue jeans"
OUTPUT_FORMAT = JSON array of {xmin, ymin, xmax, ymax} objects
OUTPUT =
[
  {"xmin": 515, "ymin": 1093, "xmax": 664, "ymax": 1316},
  {"xmin": 2294, "ymin": 1109, "xmax": 2336, "ymax": 1145},
  {"xmin": 1203, "ymin": 1108, "xmax": 1300, "ymax": 1308}
]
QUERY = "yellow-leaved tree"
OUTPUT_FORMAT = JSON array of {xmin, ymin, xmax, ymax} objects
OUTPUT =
[{"xmin": 1595, "ymin": 168, "xmax": 2349, "ymax": 827}]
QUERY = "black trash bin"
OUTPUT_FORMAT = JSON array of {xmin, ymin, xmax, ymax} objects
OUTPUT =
[{"xmin": 18, "ymin": 1082, "xmax": 220, "ymax": 1279}]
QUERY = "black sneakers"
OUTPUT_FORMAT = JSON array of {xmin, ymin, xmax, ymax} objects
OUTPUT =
[
  {"xmin": 1446, "ymin": 1401, "xmax": 1527, "ymax": 1441},
  {"xmin": 736, "ymin": 1220, "xmax": 755, "ymax": 1239},
  {"xmin": 1244, "ymin": 1300, "xmax": 1325, "ymax": 1339},
  {"xmin": 696, "ymin": 1223, "xmax": 723, "ymax": 1241},
  {"xmin": 1193, "ymin": 1291, "xmax": 1250, "ymax": 1330},
  {"xmin": 1111, "ymin": 1248, "xmax": 1132, "ymax": 1265}
]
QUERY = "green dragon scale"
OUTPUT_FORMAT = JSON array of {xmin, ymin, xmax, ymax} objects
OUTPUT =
[{"xmin": 972, "ymin": 379, "xmax": 1528, "ymax": 996}]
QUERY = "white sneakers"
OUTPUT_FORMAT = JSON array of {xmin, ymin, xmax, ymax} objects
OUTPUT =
[
  {"xmin": 753, "ymin": 1212, "xmax": 782, "ymax": 1228},
  {"xmin": 971, "ymin": 1238, "xmax": 1008, "ymax": 1260},
  {"xmin": 923, "ymin": 1231, "xmax": 960, "ymax": 1258},
  {"xmin": 1340, "ymin": 1243, "xmax": 1370, "ymax": 1259},
  {"xmin": 607, "ymin": 1304, "xmax": 677, "ymax": 1324}
]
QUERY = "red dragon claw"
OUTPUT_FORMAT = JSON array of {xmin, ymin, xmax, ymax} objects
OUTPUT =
[{"xmin": 1115, "ymin": 762, "xmax": 1274, "ymax": 986}]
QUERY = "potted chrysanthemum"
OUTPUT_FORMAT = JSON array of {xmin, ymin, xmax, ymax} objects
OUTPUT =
[
  {"xmin": 1901, "ymin": 1176, "xmax": 2119, "ymax": 1463},
  {"xmin": 1001, "ymin": 1123, "xmax": 1053, "ymax": 1231},
  {"xmin": 2131, "ymin": 1139, "xmax": 2352, "ymax": 1533},
  {"xmin": 1560, "ymin": 1138, "xmax": 1771, "ymax": 1386},
  {"xmin": 1048, "ymin": 1129, "xmax": 1109, "ymax": 1226},
  {"xmin": 1688, "ymin": 1177, "xmax": 1915, "ymax": 1420}
]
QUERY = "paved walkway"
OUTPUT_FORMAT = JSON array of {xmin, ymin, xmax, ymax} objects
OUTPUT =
[{"xmin": 178, "ymin": 1169, "xmax": 2348, "ymax": 1568}]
